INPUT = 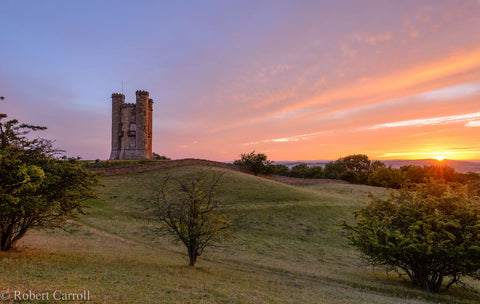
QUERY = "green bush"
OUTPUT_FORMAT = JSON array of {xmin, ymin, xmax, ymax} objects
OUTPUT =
[
  {"xmin": 343, "ymin": 184, "xmax": 480, "ymax": 293},
  {"xmin": 0, "ymin": 111, "xmax": 98, "ymax": 251},
  {"xmin": 234, "ymin": 151, "xmax": 272, "ymax": 176}
]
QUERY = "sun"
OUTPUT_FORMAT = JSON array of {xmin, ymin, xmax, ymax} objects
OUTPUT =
[{"xmin": 430, "ymin": 151, "xmax": 455, "ymax": 161}]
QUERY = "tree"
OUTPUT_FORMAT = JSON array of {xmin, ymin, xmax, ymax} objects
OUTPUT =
[
  {"xmin": 340, "ymin": 154, "xmax": 372, "ymax": 183},
  {"xmin": 148, "ymin": 172, "xmax": 231, "ymax": 266},
  {"xmin": 270, "ymin": 164, "xmax": 290, "ymax": 176},
  {"xmin": 234, "ymin": 151, "xmax": 272, "ymax": 176},
  {"xmin": 0, "ymin": 109, "xmax": 98, "ymax": 251},
  {"xmin": 323, "ymin": 154, "xmax": 375, "ymax": 183},
  {"xmin": 343, "ymin": 184, "xmax": 480, "ymax": 293},
  {"xmin": 323, "ymin": 160, "xmax": 346, "ymax": 179},
  {"xmin": 152, "ymin": 152, "xmax": 170, "ymax": 161},
  {"xmin": 368, "ymin": 167, "xmax": 403, "ymax": 189},
  {"xmin": 464, "ymin": 171, "xmax": 480, "ymax": 197},
  {"xmin": 290, "ymin": 163, "xmax": 309, "ymax": 178},
  {"xmin": 306, "ymin": 166, "xmax": 323, "ymax": 178}
]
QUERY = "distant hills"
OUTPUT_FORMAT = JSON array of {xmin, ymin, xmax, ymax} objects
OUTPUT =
[
  {"xmin": 382, "ymin": 159, "xmax": 480, "ymax": 173},
  {"xmin": 273, "ymin": 159, "xmax": 480, "ymax": 173}
]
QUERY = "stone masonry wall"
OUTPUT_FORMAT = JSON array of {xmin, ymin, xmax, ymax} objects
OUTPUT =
[{"xmin": 110, "ymin": 90, "xmax": 153, "ymax": 160}]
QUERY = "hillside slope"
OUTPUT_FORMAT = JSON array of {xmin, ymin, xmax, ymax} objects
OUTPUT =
[{"xmin": 4, "ymin": 165, "xmax": 479, "ymax": 303}]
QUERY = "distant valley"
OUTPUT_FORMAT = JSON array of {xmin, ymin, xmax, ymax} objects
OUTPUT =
[{"xmin": 273, "ymin": 159, "xmax": 480, "ymax": 173}]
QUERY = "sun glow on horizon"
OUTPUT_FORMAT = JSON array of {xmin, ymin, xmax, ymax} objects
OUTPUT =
[
  {"xmin": 433, "ymin": 155, "xmax": 445, "ymax": 161},
  {"xmin": 431, "ymin": 151, "xmax": 457, "ymax": 162},
  {"xmin": 380, "ymin": 151, "xmax": 465, "ymax": 160}
]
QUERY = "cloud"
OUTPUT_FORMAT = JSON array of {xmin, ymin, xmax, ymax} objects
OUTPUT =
[
  {"xmin": 466, "ymin": 121, "xmax": 480, "ymax": 127},
  {"xmin": 380, "ymin": 151, "xmax": 456, "ymax": 158},
  {"xmin": 267, "ymin": 48, "xmax": 480, "ymax": 124},
  {"xmin": 365, "ymin": 112, "xmax": 480, "ymax": 130},
  {"xmin": 379, "ymin": 149, "xmax": 480, "ymax": 159},
  {"xmin": 419, "ymin": 83, "xmax": 480, "ymax": 100},
  {"xmin": 244, "ymin": 131, "xmax": 332, "ymax": 146},
  {"xmin": 352, "ymin": 32, "xmax": 392, "ymax": 45}
]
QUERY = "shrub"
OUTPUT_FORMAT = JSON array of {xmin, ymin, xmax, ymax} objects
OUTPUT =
[
  {"xmin": 0, "ymin": 110, "xmax": 98, "ymax": 251},
  {"xmin": 343, "ymin": 184, "xmax": 480, "ymax": 293},
  {"xmin": 234, "ymin": 151, "xmax": 272, "ymax": 176}
]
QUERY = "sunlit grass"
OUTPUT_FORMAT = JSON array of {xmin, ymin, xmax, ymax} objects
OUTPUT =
[{"xmin": 1, "ymin": 166, "xmax": 479, "ymax": 303}]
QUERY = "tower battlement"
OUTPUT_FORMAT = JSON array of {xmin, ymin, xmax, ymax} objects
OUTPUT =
[
  {"xmin": 135, "ymin": 90, "xmax": 149, "ymax": 96},
  {"xmin": 109, "ymin": 90, "xmax": 153, "ymax": 160}
]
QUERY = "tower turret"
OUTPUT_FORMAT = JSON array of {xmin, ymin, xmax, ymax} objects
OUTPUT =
[{"xmin": 109, "ymin": 93, "xmax": 125, "ymax": 160}]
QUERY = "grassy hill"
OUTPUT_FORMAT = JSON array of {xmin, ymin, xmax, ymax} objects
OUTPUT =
[{"xmin": 1, "ymin": 165, "xmax": 480, "ymax": 303}]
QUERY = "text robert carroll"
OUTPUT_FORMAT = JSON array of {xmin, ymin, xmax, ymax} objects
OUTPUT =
[{"xmin": 1, "ymin": 290, "xmax": 91, "ymax": 301}]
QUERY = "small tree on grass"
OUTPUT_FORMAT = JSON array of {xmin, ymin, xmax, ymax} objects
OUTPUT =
[
  {"xmin": 152, "ymin": 152, "xmax": 170, "ymax": 161},
  {"xmin": 343, "ymin": 184, "xmax": 480, "ymax": 293},
  {"xmin": 234, "ymin": 151, "xmax": 272, "ymax": 176},
  {"xmin": 0, "ymin": 109, "xmax": 98, "ymax": 251},
  {"xmin": 148, "ymin": 172, "xmax": 231, "ymax": 266}
]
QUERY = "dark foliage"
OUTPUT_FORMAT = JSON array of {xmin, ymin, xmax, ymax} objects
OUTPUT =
[
  {"xmin": 343, "ymin": 184, "xmax": 480, "ymax": 293},
  {"xmin": 234, "ymin": 151, "xmax": 272, "ymax": 176},
  {"xmin": 0, "ymin": 110, "xmax": 98, "ymax": 251}
]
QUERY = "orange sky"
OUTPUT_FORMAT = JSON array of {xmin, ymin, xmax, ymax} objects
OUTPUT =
[{"xmin": 1, "ymin": 1, "xmax": 480, "ymax": 161}]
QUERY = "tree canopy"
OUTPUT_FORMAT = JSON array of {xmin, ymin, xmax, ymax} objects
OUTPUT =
[
  {"xmin": 148, "ymin": 172, "xmax": 231, "ymax": 266},
  {"xmin": 0, "ymin": 109, "xmax": 98, "ymax": 251},
  {"xmin": 233, "ymin": 151, "xmax": 272, "ymax": 176},
  {"xmin": 343, "ymin": 184, "xmax": 480, "ymax": 293}
]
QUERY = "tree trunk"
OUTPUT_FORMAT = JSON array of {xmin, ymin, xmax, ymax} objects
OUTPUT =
[
  {"xmin": 1, "ymin": 234, "xmax": 13, "ymax": 251},
  {"xmin": 0, "ymin": 226, "xmax": 27, "ymax": 251},
  {"xmin": 188, "ymin": 249, "xmax": 197, "ymax": 266}
]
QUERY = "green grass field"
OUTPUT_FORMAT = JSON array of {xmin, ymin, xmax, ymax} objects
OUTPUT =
[{"xmin": 1, "ymin": 165, "xmax": 480, "ymax": 303}]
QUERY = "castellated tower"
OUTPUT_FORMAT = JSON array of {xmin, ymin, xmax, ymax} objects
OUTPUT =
[{"xmin": 109, "ymin": 90, "xmax": 153, "ymax": 160}]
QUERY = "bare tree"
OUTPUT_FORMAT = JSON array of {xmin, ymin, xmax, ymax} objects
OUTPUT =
[{"xmin": 148, "ymin": 172, "xmax": 231, "ymax": 266}]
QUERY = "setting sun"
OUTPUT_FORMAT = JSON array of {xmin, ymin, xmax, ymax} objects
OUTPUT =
[{"xmin": 430, "ymin": 151, "xmax": 457, "ymax": 161}]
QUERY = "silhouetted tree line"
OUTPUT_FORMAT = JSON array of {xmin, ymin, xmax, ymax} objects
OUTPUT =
[{"xmin": 235, "ymin": 152, "xmax": 480, "ymax": 191}]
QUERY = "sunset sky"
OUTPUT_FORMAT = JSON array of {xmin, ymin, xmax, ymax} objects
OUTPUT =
[{"xmin": 1, "ymin": 0, "xmax": 480, "ymax": 161}]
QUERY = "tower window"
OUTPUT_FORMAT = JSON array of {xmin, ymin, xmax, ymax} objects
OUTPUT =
[{"xmin": 128, "ymin": 123, "xmax": 136, "ymax": 136}]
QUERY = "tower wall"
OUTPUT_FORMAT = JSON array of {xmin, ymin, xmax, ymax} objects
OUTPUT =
[
  {"xmin": 109, "ymin": 93, "xmax": 124, "ymax": 160},
  {"xmin": 109, "ymin": 90, "xmax": 153, "ymax": 160},
  {"xmin": 118, "ymin": 103, "xmax": 136, "ymax": 159},
  {"xmin": 135, "ymin": 90, "xmax": 148, "ymax": 159},
  {"xmin": 146, "ymin": 98, "xmax": 153, "ymax": 159}
]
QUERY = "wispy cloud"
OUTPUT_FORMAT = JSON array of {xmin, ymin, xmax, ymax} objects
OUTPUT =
[
  {"xmin": 466, "ymin": 121, "xmax": 480, "ymax": 127},
  {"xmin": 419, "ymin": 83, "xmax": 480, "ymax": 100},
  {"xmin": 266, "ymin": 48, "xmax": 480, "ymax": 123},
  {"xmin": 380, "ymin": 151, "xmax": 457, "ymax": 158},
  {"xmin": 351, "ymin": 32, "xmax": 393, "ymax": 45},
  {"xmin": 244, "ymin": 131, "xmax": 332, "ymax": 146},
  {"xmin": 364, "ymin": 112, "xmax": 480, "ymax": 130},
  {"xmin": 379, "ymin": 149, "xmax": 480, "ymax": 159}
]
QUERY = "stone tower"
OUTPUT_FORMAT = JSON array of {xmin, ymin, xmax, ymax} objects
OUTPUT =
[{"xmin": 109, "ymin": 90, "xmax": 153, "ymax": 160}]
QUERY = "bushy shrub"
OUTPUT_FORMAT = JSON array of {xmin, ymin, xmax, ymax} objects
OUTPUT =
[{"xmin": 343, "ymin": 184, "xmax": 480, "ymax": 293}]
